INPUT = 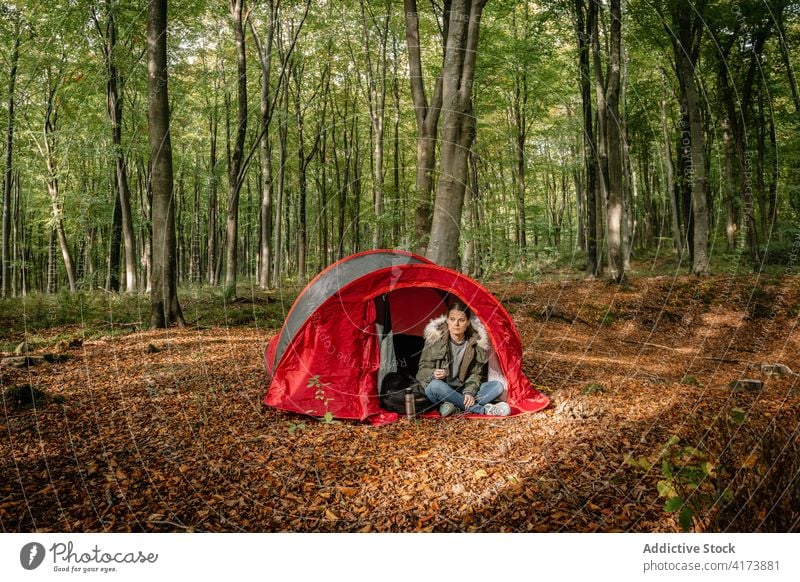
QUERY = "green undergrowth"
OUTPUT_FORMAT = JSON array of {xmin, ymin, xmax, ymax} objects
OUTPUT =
[{"xmin": 0, "ymin": 284, "xmax": 298, "ymax": 353}]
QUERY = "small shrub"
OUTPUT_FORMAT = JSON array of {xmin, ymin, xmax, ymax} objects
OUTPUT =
[{"xmin": 582, "ymin": 382, "xmax": 605, "ymax": 395}]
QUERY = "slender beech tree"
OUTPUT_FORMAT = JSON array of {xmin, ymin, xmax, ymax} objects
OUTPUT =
[
  {"xmin": 358, "ymin": 0, "xmax": 390, "ymax": 249},
  {"xmin": 427, "ymin": 0, "xmax": 489, "ymax": 269},
  {"xmin": 224, "ymin": 0, "xmax": 248, "ymax": 297},
  {"xmin": 508, "ymin": 3, "xmax": 531, "ymax": 264},
  {"xmin": 574, "ymin": 0, "xmax": 599, "ymax": 277},
  {"xmin": 661, "ymin": 69, "xmax": 682, "ymax": 256},
  {"xmin": 250, "ymin": 1, "xmax": 277, "ymax": 290},
  {"xmin": 42, "ymin": 65, "xmax": 78, "ymax": 293},
  {"xmin": 1, "ymin": 11, "xmax": 20, "ymax": 297},
  {"xmin": 147, "ymin": 0, "xmax": 184, "ymax": 327},
  {"xmin": 92, "ymin": 0, "xmax": 137, "ymax": 293},
  {"xmin": 668, "ymin": 0, "xmax": 710, "ymax": 275},
  {"xmin": 404, "ymin": 0, "xmax": 444, "ymax": 255},
  {"xmin": 605, "ymin": 0, "xmax": 625, "ymax": 283}
]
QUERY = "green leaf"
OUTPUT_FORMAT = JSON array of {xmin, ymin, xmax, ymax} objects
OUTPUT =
[
  {"xmin": 730, "ymin": 408, "xmax": 746, "ymax": 424},
  {"xmin": 623, "ymin": 455, "xmax": 640, "ymax": 468},
  {"xmin": 664, "ymin": 496, "xmax": 683, "ymax": 512},
  {"xmin": 678, "ymin": 506, "xmax": 694, "ymax": 531},
  {"xmin": 322, "ymin": 412, "xmax": 334, "ymax": 423},
  {"xmin": 657, "ymin": 480, "xmax": 677, "ymax": 498},
  {"xmin": 701, "ymin": 461, "xmax": 716, "ymax": 477},
  {"xmin": 662, "ymin": 459, "xmax": 673, "ymax": 478},
  {"xmin": 721, "ymin": 488, "xmax": 734, "ymax": 503},
  {"xmin": 681, "ymin": 445, "xmax": 705, "ymax": 460}
]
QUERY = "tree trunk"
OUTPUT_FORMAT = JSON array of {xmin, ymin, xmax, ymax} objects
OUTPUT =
[
  {"xmin": 272, "ymin": 76, "xmax": 289, "ymax": 288},
  {"xmin": 293, "ymin": 63, "xmax": 308, "ymax": 284},
  {"xmin": 43, "ymin": 77, "xmax": 78, "ymax": 293},
  {"xmin": 107, "ymin": 172, "xmax": 122, "ymax": 291},
  {"xmin": 207, "ymin": 96, "xmax": 219, "ymax": 285},
  {"xmin": 427, "ymin": 0, "xmax": 489, "ymax": 269},
  {"xmin": 95, "ymin": 1, "xmax": 137, "ymax": 293},
  {"xmin": 661, "ymin": 70, "xmax": 682, "ymax": 257},
  {"xmin": 1, "ymin": 18, "xmax": 19, "ymax": 298},
  {"xmin": 190, "ymin": 163, "xmax": 201, "ymax": 283},
  {"xmin": 575, "ymin": 0, "xmax": 598, "ymax": 277},
  {"xmin": 392, "ymin": 35, "xmax": 402, "ymax": 247},
  {"xmin": 722, "ymin": 120, "xmax": 737, "ymax": 250},
  {"xmin": 224, "ymin": 0, "xmax": 248, "ymax": 297},
  {"xmin": 359, "ymin": 0, "xmax": 389, "ymax": 249},
  {"xmin": 510, "ymin": 5, "xmax": 529, "ymax": 263},
  {"xmin": 604, "ymin": 0, "xmax": 625, "ymax": 283},
  {"xmin": 404, "ymin": 0, "xmax": 445, "ymax": 255},
  {"xmin": 251, "ymin": 2, "xmax": 277, "ymax": 290},
  {"xmin": 47, "ymin": 228, "xmax": 57, "ymax": 294},
  {"xmin": 462, "ymin": 143, "xmax": 476, "ymax": 275},
  {"xmin": 671, "ymin": 1, "xmax": 709, "ymax": 275},
  {"xmin": 756, "ymin": 82, "xmax": 768, "ymax": 239},
  {"xmin": 147, "ymin": 0, "xmax": 184, "ymax": 328}
]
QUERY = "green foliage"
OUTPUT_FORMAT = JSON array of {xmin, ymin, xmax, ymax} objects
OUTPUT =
[
  {"xmin": 729, "ymin": 408, "xmax": 746, "ymax": 425},
  {"xmin": 0, "ymin": 285, "xmax": 291, "ymax": 351},
  {"xmin": 2, "ymin": 0, "xmax": 800, "ymax": 292},
  {"xmin": 287, "ymin": 421, "xmax": 306, "ymax": 435},
  {"xmin": 627, "ymin": 435, "xmax": 731, "ymax": 532},
  {"xmin": 307, "ymin": 375, "xmax": 335, "ymax": 424},
  {"xmin": 600, "ymin": 312, "xmax": 616, "ymax": 327},
  {"xmin": 759, "ymin": 224, "xmax": 800, "ymax": 266},
  {"xmin": 680, "ymin": 375, "xmax": 700, "ymax": 386},
  {"xmin": 582, "ymin": 382, "xmax": 605, "ymax": 395}
]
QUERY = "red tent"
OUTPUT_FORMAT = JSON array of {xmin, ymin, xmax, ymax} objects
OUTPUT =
[{"xmin": 264, "ymin": 250, "xmax": 549, "ymax": 424}]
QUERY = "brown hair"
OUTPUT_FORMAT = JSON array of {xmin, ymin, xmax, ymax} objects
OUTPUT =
[{"xmin": 447, "ymin": 298, "xmax": 472, "ymax": 320}]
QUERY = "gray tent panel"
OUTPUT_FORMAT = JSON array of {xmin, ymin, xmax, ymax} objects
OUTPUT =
[{"xmin": 272, "ymin": 251, "xmax": 427, "ymax": 370}]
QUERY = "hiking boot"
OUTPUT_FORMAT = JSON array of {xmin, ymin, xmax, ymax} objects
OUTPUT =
[
  {"xmin": 439, "ymin": 402, "xmax": 458, "ymax": 417},
  {"xmin": 483, "ymin": 402, "xmax": 511, "ymax": 416}
]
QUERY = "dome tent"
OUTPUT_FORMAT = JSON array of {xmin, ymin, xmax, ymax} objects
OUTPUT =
[{"xmin": 264, "ymin": 250, "xmax": 549, "ymax": 425}]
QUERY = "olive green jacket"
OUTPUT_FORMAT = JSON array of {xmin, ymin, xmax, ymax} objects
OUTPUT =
[{"xmin": 416, "ymin": 315, "xmax": 489, "ymax": 397}]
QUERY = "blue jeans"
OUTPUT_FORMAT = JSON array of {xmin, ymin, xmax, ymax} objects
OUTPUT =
[{"xmin": 424, "ymin": 379, "xmax": 503, "ymax": 414}]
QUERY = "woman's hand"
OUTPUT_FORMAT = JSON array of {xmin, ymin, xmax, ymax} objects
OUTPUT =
[
  {"xmin": 463, "ymin": 394, "xmax": 475, "ymax": 409},
  {"xmin": 433, "ymin": 368, "xmax": 447, "ymax": 380}
]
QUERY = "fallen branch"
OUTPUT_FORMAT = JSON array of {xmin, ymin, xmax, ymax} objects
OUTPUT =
[
  {"xmin": 147, "ymin": 520, "xmax": 193, "ymax": 530},
  {"xmin": 617, "ymin": 338, "xmax": 675, "ymax": 351}
]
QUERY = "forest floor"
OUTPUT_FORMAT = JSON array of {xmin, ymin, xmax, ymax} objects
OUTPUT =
[{"xmin": 1, "ymin": 273, "xmax": 799, "ymax": 532}]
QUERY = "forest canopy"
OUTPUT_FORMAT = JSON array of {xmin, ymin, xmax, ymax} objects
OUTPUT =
[{"xmin": 0, "ymin": 0, "xmax": 798, "ymax": 305}]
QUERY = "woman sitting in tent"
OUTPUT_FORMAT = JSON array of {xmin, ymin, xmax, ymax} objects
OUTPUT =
[{"xmin": 416, "ymin": 299, "xmax": 511, "ymax": 417}]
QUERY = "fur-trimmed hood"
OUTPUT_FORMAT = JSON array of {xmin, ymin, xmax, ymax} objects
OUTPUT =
[{"xmin": 422, "ymin": 314, "xmax": 490, "ymax": 351}]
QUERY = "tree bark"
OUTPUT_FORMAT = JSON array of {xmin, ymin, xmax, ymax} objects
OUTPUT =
[
  {"xmin": 224, "ymin": 0, "xmax": 248, "ymax": 297},
  {"xmin": 147, "ymin": 0, "xmax": 184, "ymax": 328},
  {"xmin": 272, "ymin": 72, "xmax": 289, "ymax": 288},
  {"xmin": 510, "ymin": 5, "xmax": 529, "ymax": 262},
  {"xmin": 95, "ymin": 1, "xmax": 137, "ymax": 293},
  {"xmin": 107, "ymin": 171, "xmax": 122, "ymax": 291},
  {"xmin": 604, "ymin": 0, "xmax": 625, "ymax": 283},
  {"xmin": 404, "ymin": 0, "xmax": 445, "ymax": 255},
  {"xmin": 250, "ymin": 1, "xmax": 277, "ymax": 289},
  {"xmin": 207, "ymin": 93, "xmax": 219, "ymax": 286},
  {"xmin": 1, "ymin": 16, "xmax": 20, "ymax": 298},
  {"xmin": 359, "ymin": 0, "xmax": 389, "ymax": 249},
  {"xmin": 661, "ymin": 70, "xmax": 682, "ymax": 257},
  {"xmin": 43, "ymin": 73, "xmax": 78, "ymax": 293},
  {"xmin": 427, "ymin": 0, "xmax": 489, "ymax": 269},
  {"xmin": 670, "ymin": 0, "xmax": 709, "ymax": 275},
  {"xmin": 575, "ymin": 0, "xmax": 598, "ymax": 277}
]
